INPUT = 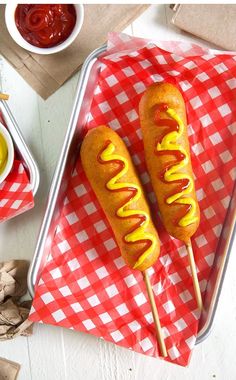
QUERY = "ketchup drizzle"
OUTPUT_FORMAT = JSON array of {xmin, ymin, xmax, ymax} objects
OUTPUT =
[
  {"xmin": 154, "ymin": 104, "xmax": 192, "ymax": 225},
  {"xmin": 98, "ymin": 140, "xmax": 152, "ymax": 256}
]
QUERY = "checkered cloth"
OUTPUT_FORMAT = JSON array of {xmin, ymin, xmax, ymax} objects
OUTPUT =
[
  {"xmin": 0, "ymin": 113, "xmax": 34, "ymax": 222},
  {"xmin": 29, "ymin": 33, "xmax": 236, "ymax": 366}
]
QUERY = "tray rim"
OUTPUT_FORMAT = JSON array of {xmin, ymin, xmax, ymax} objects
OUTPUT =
[
  {"xmin": 27, "ymin": 45, "xmax": 105, "ymax": 298},
  {"xmin": 27, "ymin": 43, "xmax": 236, "ymax": 346}
]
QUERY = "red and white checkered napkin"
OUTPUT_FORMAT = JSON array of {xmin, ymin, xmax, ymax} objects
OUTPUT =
[
  {"xmin": 0, "ymin": 114, "xmax": 34, "ymax": 222},
  {"xmin": 30, "ymin": 33, "xmax": 236, "ymax": 366}
]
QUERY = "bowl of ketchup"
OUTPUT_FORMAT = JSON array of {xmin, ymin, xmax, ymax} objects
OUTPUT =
[{"xmin": 5, "ymin": 4, "xmax": 84, "ymax": 54}]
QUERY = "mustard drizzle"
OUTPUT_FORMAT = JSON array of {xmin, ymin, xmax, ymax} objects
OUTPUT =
[
  {"xmin": 156, "ymin": 107, "xmax": 198, "ymax": 227},
  {"xmin": 100, "ymin": 142, "xmax": 157, "ymax": 270},
  {"xmin": 0, "ymin": 133, "xmax": 8, "ymax": 175}
]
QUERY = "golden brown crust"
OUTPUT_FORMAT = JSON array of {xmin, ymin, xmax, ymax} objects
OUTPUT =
[
  {"xmin": 80, "ymin": 125, "xmax": 160, "ymax": 271},
  {"xmin": 139, "ymin": 83, "xmax": 200, "ymax": 242}
]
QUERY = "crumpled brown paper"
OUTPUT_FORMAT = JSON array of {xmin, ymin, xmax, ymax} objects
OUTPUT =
[
  {"xmin": 0, "ymin": 260, "xmax": 33, "ymax": 340},
  {"xmin": 0, "ymin": 357, "xmax": 20, "ymax": 380}
]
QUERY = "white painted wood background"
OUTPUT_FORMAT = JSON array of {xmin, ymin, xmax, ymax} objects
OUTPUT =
[{"xmin": 0, "ymin": 4, "xmax": 236, "ymax": 379}]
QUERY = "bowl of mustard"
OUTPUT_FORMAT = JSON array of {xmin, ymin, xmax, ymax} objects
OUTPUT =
[{"xmin": 0, "ymin": 122, "xmax": 14, "ymax": 184}]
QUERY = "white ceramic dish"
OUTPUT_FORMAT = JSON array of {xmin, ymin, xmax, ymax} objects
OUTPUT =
[
  {"xmin": 0, "ymin": 122, "xmax": 14, "ymax": 184},
  {"xmin": 5, "ymin": 4, "xmax": 84, "ymax": 55}
]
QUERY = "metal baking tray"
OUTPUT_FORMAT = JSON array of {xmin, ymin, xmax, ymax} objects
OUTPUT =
[
  {"xmin": 0, "ymin": 100, "xmax": 40, "ymax": 197},
  {"xmin": 28, "ymin": 44, "xmax": 236, "ymax": 344}
]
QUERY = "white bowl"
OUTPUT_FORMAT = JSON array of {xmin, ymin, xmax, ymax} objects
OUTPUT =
[
  {"xmin": 0, "ymin": 122, "xmax": 14, "ymax": 184},
  {"xmin": 5, "ymin": 4, "xmax": 84, "ymax": 55}
]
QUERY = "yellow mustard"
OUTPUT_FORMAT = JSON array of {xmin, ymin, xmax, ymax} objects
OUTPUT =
[
  {"xmin": 100, "ymin": 142, "xmax": 157, "ymax": 269},
  {"xmin": 156, "ymin": 107, "xmax": 198, "ymax": 227},
  {"xmin": 0, "ymin": 133, "xmax": 8, "ymax": 175}
]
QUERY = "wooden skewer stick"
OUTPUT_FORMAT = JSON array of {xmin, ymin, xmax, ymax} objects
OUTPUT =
[
  {"xmin": 186, "ymin": 240, "xmax": 203, "ymax": 311},
  {"xmin": 143, "ymin": 270, "xmax": 167, "ymax": 357},
  {"xmin": 0, "ymin": 93, "xmax": 9, "ymax": 101}
]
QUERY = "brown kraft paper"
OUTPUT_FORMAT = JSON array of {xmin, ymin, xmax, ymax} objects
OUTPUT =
[
  {"xmin": 171, "ymin": 4, "xmax": 236, "ymax": 51},
  {"xmin": 0, "ymin": 4, "xmax": 149, "ymax": 99}
]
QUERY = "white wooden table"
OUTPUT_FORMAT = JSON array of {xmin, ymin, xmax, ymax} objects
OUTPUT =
[{"xmin": 0, "ymin": 5, "xmax": 236, "ymax": 379}]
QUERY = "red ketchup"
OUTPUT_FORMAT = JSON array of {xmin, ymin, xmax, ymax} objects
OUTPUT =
[
  {"xmin": 15, "ymin": 4, "xmax": 76, "ymax": 48},
  {"xmin": 154, "ymin": 104, "xmax": 192, "ymax": 223},
  {"xmin": 97, "ymin": 140, "xmax": 152, "ymax": 255}
]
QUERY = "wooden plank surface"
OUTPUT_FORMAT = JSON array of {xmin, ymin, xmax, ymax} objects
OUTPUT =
[{"xmin": 0, "ymin": 5, "xmax": 236, "ymax": 380}]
